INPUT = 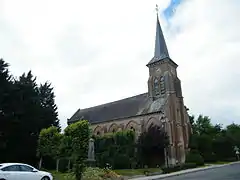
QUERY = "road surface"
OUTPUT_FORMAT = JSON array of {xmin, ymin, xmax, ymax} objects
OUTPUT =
[{"xmin": 160, "ymin": 163, "xmax": 240, "ymax": 180}]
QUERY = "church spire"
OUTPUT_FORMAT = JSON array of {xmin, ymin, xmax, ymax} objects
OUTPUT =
[{"xmin": 147, "ymin": 5, "xmax": 170, "ymax": 66}]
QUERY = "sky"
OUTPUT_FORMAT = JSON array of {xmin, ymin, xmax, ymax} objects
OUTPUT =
[{"xmin": 0, "ymin": 0, "xmax": 240, "ymax": 129}]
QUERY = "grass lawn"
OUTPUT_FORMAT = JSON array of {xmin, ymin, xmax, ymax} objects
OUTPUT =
[
  {"xmin": 49, "ymin": 162, "xmax": 236, "ymax": 179},
  {"xmin": 50, "ymin": 171, "xmax": 74, "ymax": 180},
  {"xmin": 47, "ymin": 161, "xmax": 239, "ymax": 180},
  {"xmin": 50, "ymin": 168, "xmax": 162, "ymax": 179}
]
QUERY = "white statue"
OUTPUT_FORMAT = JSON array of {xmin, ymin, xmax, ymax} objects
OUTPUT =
[{"xmin": 87, "ymin": 138, "xmax": 95, "ymax": 161}]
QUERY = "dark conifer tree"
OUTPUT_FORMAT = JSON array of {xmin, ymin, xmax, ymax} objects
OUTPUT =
[
  {"xmin": 0, "ymin": 59, "xmax": 13, "ymax": 162},
  {"xmin": 0, "ymin": 60, "xmax": 60, "ymax": 165},
  {"xmin": 39, "ymin": 82, "xmax": 60, "ymax": 130},
  {"xmin": 8, "ymin": 71, "xmax": 41, "ymax": 164}
]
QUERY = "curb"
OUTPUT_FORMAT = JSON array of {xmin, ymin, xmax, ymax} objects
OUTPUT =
[{"xmin": 128, "ymin": 161, "xmax": 240, "ymax": 180}]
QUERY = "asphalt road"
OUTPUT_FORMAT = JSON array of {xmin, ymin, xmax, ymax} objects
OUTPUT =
[{"xmin": 160, "ymin": 163, "xmax": 240, "ymax": 180}]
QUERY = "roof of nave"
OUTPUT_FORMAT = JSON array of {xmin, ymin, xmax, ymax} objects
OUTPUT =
[{"xmin": 68, "ymin": 93, "xmax": 166, "ymax": 124}]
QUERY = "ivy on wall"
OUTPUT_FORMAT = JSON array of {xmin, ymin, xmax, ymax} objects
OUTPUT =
[{"xmin": 94, "ymin": 130, "xmax": 136, "ymax": 169}]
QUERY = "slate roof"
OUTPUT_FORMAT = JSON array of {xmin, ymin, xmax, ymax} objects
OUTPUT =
[
  {"xmin": 147, "ymin": 14, "xmax": 170, "ymax": 66},
  {"xmin": 68, "ymin": 93, "xmax": 166, "ymax": 124}
]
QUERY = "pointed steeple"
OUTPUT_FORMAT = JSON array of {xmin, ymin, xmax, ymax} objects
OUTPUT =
[{"xmin": 147, "ymin": 7, "xmax": 170, "ymax": 66}]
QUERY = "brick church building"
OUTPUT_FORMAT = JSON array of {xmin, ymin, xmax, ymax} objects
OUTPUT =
[{"xmin": 68, "ymin": 12, "xmax": 192, "ymax": 166}]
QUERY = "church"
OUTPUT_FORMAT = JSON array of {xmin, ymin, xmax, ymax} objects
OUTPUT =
[{"xmin": 68, "ymin": 12, "xmax": 192, "ymax": 166}]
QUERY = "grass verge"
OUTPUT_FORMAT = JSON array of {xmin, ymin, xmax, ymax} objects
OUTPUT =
[
  {"xmin": 50, "ymin": 168, "xmax": 162, "ymax": 179},
  {"xmin": 114, "ymin": 168, "xmax": 162, "ymax": 177}
]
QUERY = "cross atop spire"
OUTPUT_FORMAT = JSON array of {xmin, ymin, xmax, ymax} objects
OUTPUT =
[
  {"xmin": 147, "ymin": 6, "xmax": 170, "ymax": 66},
  {"xmin": 155, "ymin": 4, "xmax": 159, "ymax": 14}
]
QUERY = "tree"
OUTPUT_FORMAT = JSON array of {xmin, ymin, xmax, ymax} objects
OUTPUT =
[
  {"xmin": 188, "ymin": 115, "xmax": 240, "ymax": 162},
  {"xmin": 59, "ymin": 135, "xmax": 73, "ymax": 171},
  {"xmin": 64, "ymin": 120, "xmax": 90, "ymax": 180},
  {"xmin": 212, "ymin": 132, "xmax": 234, "ymax": 160},
  {"xmin": 6, "ymin": 71, "xmax": 42, "ymax": 164},
  {"xmin": 189, "ymin": 115, "xmax": 218, "ymax": 162},
  {"xmin": 226, "ymin": 123, "xmax": 240, "ymax": 146},
  {"xmin": 137, "ymin": 125, "xmax": 169, "ymax": 167},
  {"xmin": 194, "ymin": 115, "xmax": 213, "ymax": 135},
  {"xmin": 37, "ymin": 126, "xmax": 62, "ymax": 171},
  {"xmin": 12, "ymin": 71, "xmax": 60, "ymax": 165},
  {"xmin": 0, "ymin": 59, "xmax": 60, "ymax": 165},
  {"xmin": 39, "ymin": 82, "xmax": 60, "ymax": 129},
  {"xmin": 0, "ymin": 59, "xmax": 13, "ymax": 162}
]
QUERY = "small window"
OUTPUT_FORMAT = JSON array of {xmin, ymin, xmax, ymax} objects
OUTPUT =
[
  {"xmin": 20, "ymin": 165, "xmax": 33, "ymax": 172},
  {"xmin": 96, "ymin": 131, "xmax": 100, "ymax": 135},
  {"xmin": 2, "ymin": 165, "xmax": 20, "ymax": 171}
]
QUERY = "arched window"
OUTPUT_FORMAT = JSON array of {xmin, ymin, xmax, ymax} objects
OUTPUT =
[
  {"xmin": 160, "ymin": 76, "xmax": 165, "ymax": 94},
  {"xmin": 96, "ymin": 131, "xmax": 100, "ymax": 135},
  {"xmin": 153, "ymin": 78, "xmax": 160, "ymax": 96}
]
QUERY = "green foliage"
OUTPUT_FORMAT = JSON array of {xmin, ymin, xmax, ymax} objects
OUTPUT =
[
  {"xmin": 50, "ymin": 167, "xmax": 122, "ymax": 180},
  {"xmin": 82, "ymin": 167, "xmax": 105, "ymax": 180},
  {"xmin": 94, "ymin": 130, "xmax": 136, "ymax": 169},
  {"xmin": 0, "ymin": 59, "xmax": 60, "ymax": 165},
  {"xmin": 185, "ymin": 150, "xmax": 204, "ymax": 166},
  {"xmin": 226, "ymin": 124, "xmax": 240, "ymax": 146},
  {"xmin": 59, "ymin": 135, "xmax": 73, "ymax": 160},
  {"xmin": 137, "ymin": 126, "xmax": 169, "ymax": 167},
  {"xmin": 0, "ymin": 59, "xmax": 13, "ymax": 157},
  {"xmin": 138, "ymin": 126, "xmax": 169, "ymax": 150},
  {"xmin": 37, "ymin": 126, "xmax": 62, "ymax": 159},
  {"xmin": 39, "ymin": 82, "xmax": 60, "ymax": 129},
  {"xmin": 64, "ymin": 120, "xmax": 90, "ymax": 180},
  {"xmin": 189, "ymin": 114, "xmax": 240, "ymax": 163}
]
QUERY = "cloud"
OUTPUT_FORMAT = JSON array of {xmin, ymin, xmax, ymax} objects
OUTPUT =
[
  {"xmin": 169, "ymin": 0, "xmax": 240, "ymax": 125},
  {"xmin": 0, "ymin": 0, "xmax": 239, "ymax": 129}
]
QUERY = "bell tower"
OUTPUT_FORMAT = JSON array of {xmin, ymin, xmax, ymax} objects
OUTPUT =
[
  {"xmin": 146, "ymin": 6, "xmax": 191, "ymax": 165},
  {"xmin": 147, "ymin": 7, "xmax": 179, "ymax": 100}
]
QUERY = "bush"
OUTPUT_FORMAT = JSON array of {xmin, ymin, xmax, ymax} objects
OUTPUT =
[
  {"xmin": 64, "ymin": 120, "xmax": 90, "ymax": 180},
  {"xmin": 102, "ymin": 168, "xmax": 122, "ymax": 180},
  {"xmin": 186, "ymin": 151, "xmax": 204, "ymax": 166},
  {"xmin": 51, "ymin": 167, "xmax": 123, "ymax": 180},
  {"xmin": 113, "ymin": 154, "xmax": 130, "ymax": 169},
  {"xmin": 82, "ymin": 167, "xmax": 105, "ymax": 180},
  {"xmin": 94, "ymin": 130, "xmax": 136, "ymax": 169},
  {"xmin": 82, "ymin": 167, "xmax": 122, "ymax": 180},
  {"xmin": 182, "ymin": 163, "xmax": 197, "ymax": 169},
  {"xmin": 203, "ymin": 152, "xmax": 217, "ymax": 163}
]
